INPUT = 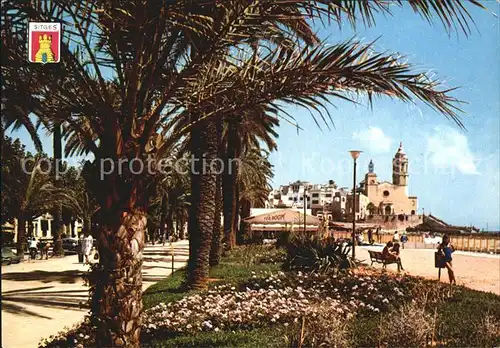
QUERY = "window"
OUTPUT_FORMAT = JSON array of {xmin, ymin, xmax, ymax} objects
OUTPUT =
[
  {"xmin": 411, "ymin": 210, "xmax": 416, "ymax": 215},
  {"xmin": 342, "ymin": 197, "xmax": 345, "ymax": 202},
  {"xmin": 312, "ymin": 193, "xmax": 319, "ymax": 198},
  {"xmin": 383, "ymin": 190, "xmax": 390, "ymax": 197},
  {"xmin": 288, "ymin": 197, "xmax": 293, "ymax": 200},
  {"xmin": 312, "ymin": 200, "xmax": 319, "ymax": 204},
  {"xmin": 325, "ymin": 194, "xmax": 332, "ymax": 198}
]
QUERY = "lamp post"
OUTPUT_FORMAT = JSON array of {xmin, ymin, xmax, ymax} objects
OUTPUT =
[
  {"xmin": 349, "ymin": 150, "xmax": 362, "ymax": 259},
  {"xmin": 303, "ymin": 185, "xmax": 307, "ymax": 233}
]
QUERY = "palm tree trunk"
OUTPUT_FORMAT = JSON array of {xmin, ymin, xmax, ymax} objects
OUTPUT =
[
  {"xmin": 52, "ymin": 124, "xmax": 64, "ymax": 256},
  {"xmin": 159, "ymin": 194, "xmax": 167, "ymax": 243},
  {"xmin": 175, "ymin": 216, "xmax": 181, "ymax": 240},
  {"xmin": 210, "ymin": 121, "xmax": 223, "ymax": 266},
  {"xmin": 234, "ymin": 185, "xmax": 241, "ymax": 244},
  {"xmin": 209, "ymin": 172, "xmax": 223, "ymax": 266},
  {"xmin": 92, "ymin": 210, "xmax": 146, "ymax": 348},
  {"xmin": 52, "ymin": 204, "xmax": 64, "ymax": 255},
  {"xmin": 187, "ymin": 120, "xmax": 217, "ymax": 289},
  {"xmin": 83, "ymin": 217, "xmax": 91, "ymax": 235},
  {"xmin": 178, "ymin": 213, "xmax": 185, "ymax": 240},
  {"xmin": 166, "ymin": 210, "xmax": 174, "ymax": 242},
  {"xmin": 16, "ymin": 216, "xmax": 26, "ymax": 256},
  {"xmin": 222, "ymin": 121, "xmax": 239, "ymax": 251},
  {"xmin": 147, "ymin": 218, "xmax": 156, "ymax": 245},
  {"xmin": 239, "ymin": 198, "xmax": 252, "ymax": 243}
]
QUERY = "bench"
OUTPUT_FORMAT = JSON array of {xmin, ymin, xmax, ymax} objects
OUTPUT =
[{"xmin": 368, "ymin": 250, "xmax": 399, "ymax": 269}]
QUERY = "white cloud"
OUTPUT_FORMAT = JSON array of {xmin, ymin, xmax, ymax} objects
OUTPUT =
[
  {"xmin": 426, "ymin": 126, "xmax": 479, "ymax": 175},
  {"xmin": 352, "ymin": 127, "xmax": 392, "ymax": 153}
]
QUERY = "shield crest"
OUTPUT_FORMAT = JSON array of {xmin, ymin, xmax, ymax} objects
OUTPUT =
[{"xmin": 28, "ymin": 22, "xmax": 61, "ymax": 63}]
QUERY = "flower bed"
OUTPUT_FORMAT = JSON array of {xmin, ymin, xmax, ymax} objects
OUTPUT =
[{"xmin": 143, "ymin": 269, "xmax": 415, "ymax": 335}]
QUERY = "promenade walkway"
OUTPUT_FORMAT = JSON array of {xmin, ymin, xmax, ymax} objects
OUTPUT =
[
  {"xmin": 1, "ymin": 241, "xmax": 189, "ymax": 348},
  {"xmin": 358, "ymin": 245, "xmax": 500, "ymax": 295}
]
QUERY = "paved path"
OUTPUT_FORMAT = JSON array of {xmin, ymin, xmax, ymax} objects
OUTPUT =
[
  {"xmin": 1, "ymin": 241, "xmax": 189, "ymax": 348},
  {"xmin": 358, "ymin": 246, "xmax": 500, "ymax": 295}
]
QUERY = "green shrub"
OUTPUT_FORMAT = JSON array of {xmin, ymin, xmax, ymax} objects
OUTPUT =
[
  {"xmin": 283, "ymin": 235, "xmax": 354, "ymax": 273},
  {"xmin": 277, "ymin": 231, "xmax": 293, "ymax": 248}
]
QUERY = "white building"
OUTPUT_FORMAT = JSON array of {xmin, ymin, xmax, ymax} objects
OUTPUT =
[
  {"xmin": 5, "ymin": 214, "xmax": 83, "ymax": 242},
  {"xmin": 268, "ymin": 180, "xmax": 341, "ymax": 214},
  {"xmin": 267, "ymin": 180, "xmax": 313, "ymax": 209}
]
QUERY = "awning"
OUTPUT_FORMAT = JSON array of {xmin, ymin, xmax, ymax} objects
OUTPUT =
[
  {"xmin": 244, "ymin": 209, "xmax": 321, "ymax": 225},
  {"xmin": 250, "ymin": 224, "xmax": 319, "ymax": 232}
]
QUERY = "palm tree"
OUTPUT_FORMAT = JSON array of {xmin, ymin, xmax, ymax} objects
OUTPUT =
[
  {"xmin": 367, "ymin": 202, "xmax": 378, "ymax": 216},
  {"xmin": 222, "ymin": 111, "xmax": 279, "ymax": 250},
  {"xmin": 2, "ymin": 1, "xmax": 484, "ymax": 345},
  {"xmin": 238, "ymin": 148, "xmax": 274, "ymax": 242},
  {"xmin": 51, "ymin": 123, "xmax": 65, "ymax": 255},
  {"xmin": 11, "ymin": 157, "xmax": 71, "ymax": 255}
]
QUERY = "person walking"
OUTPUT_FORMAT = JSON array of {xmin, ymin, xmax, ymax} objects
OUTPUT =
[
  {"xmin": 82, "ymin": 233, "xmax": 94, "ymax": 263},
  {"xmin": 28, "ymin": 238, "xmax": 38, "ymax": 261},
  {"xmin": 41, "ymin": 242, "xmax": 50, "ymax": 260},
  {"xmin": 78, "ymin": 234, "xmax": 85, "ymax": 263},
  {"xmin": 401, "ymin": 232, "xmax": 408, "ymax": 249},
  {"xmin": 367, "ymin": 229, "xmax": 374, "ymax": 245},
  {"xmin": 375, "ymin": 227, "xmax": 381, "ymax": 243},
  {"xmin": 393, "ymin": 231, "xmax": 400, "ymax": 243}
]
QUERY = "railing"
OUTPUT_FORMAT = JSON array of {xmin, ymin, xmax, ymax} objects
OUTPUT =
[{"xmin": 330, "ymin": 231, "xmax": 500, "ymax": 254}]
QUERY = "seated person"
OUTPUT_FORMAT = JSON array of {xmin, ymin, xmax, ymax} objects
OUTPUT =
[
  {"xmin": 390, "ymin": 243, "xmax": 404, "ymax": 271},
  {"xmin": 382, "ymin": 241, "xmax": 404, "ymax": 271},
  {"xmin": 382, "ymin": 241, "xmax": 394, "ymax": 259}
]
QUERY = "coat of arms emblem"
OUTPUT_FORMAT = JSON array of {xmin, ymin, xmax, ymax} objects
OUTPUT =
[{"xmin": 28, "ymin": 22, "xmax": 61, "ymax": 63}]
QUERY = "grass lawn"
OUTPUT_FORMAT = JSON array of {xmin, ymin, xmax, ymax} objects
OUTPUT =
[{"xmin": 142, "ymin": 246, "xmax": 285, "ymax": 347}]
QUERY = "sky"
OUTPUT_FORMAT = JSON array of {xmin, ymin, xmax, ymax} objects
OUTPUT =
[
  {"xmin": 268, "ymin": 3, "xmax": 500, "ymax": 231},
  {"xmin": 7, "ymin": 3, "xmax": 500, "ymax": 230}
]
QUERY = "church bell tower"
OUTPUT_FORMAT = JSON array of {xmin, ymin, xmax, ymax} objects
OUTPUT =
[
  {"xmin": 364, "ymin": 159, "xmax": 377, "ymax": 196},
  {"xmin": 392, "ymin": 142, "xmax": 408, "ymax": 186}
]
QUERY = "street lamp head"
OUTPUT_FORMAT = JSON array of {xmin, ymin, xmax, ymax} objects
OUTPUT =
[{"xmin": 349, "ymin": 150, "xmax": 362, "ymax": 160}]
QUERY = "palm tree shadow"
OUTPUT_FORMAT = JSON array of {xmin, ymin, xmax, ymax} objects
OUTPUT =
[
  {"xmin": 2, "ymin": 270, "xmax": 85, "ymax": 284},
  {"xmin": 1, "ymin": 301, "xmax": 52, "ymax": 319},
  {"xmin": 1, "ymin": 287, "xmax": 89, "ymax": 319}
]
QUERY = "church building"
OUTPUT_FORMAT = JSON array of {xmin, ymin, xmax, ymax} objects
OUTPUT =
[{"xmin": 362, "ymin": 142, "xmax": 418, "ymax": 216}]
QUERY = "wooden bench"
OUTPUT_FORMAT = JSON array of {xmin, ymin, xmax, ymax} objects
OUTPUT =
[{"xmin": 368, "ymin": 250, "xmax": 399, "ymax": 269}]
